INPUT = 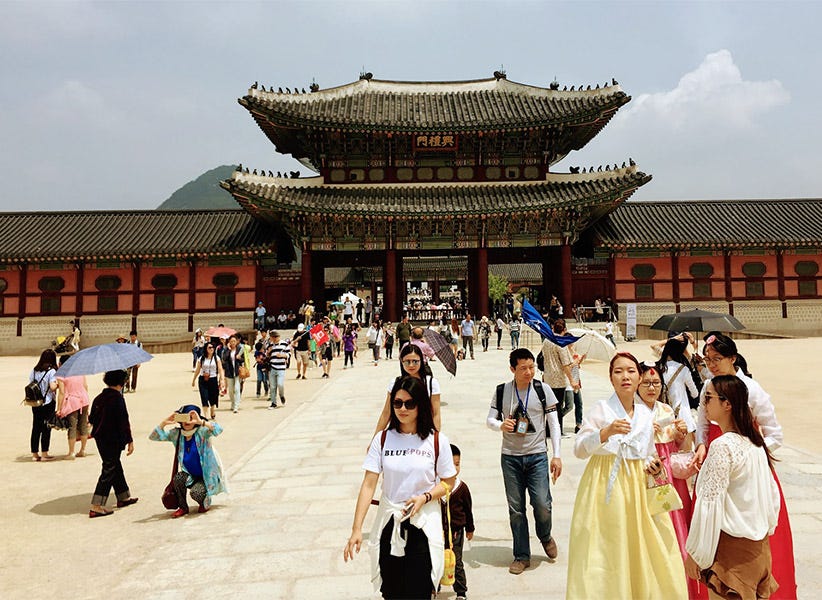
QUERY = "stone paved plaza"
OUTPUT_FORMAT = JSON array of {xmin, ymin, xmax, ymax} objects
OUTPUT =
[{"xmin": 1, "ymin": 340, "xmax": 819, "ymax": 599}]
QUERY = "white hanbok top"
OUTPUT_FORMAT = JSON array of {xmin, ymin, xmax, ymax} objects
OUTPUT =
[
  {"xmin": 695, "ymin": 368, "xmax": 783, "ymax": 451},
  {"xmin": 686, "ymin": 432, "xmax": 780, "ymax": 569},
  {"xmin": 575, "ymin": 394, "xmax": 656, "ymax": 503},
  {"xmin": 663, "ymin": 360, "xmax": 698, "ymax": 432}
]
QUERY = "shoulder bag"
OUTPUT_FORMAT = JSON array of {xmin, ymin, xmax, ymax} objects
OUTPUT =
[{"xmin": 161, "ymin": 434, "xmax": 183, "ymax": 510}]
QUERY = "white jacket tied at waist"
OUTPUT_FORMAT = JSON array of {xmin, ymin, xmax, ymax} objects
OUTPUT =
[{"xmin": 369, "ymin": 495, "xmax": 444, "ymax": 593}]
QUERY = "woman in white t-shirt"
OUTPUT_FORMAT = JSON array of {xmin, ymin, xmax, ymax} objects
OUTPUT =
[
  {"xmin": 685, "ymin": 375, "xmax": 780, "ymax": 598},
  {"xmin": 344, "ymin": 376, "xmax": 457, "ymax": 599},
  {"xmin": 192, "ymin": 343, "xmax": 225, "ymax": 419},
  {"xmin": 373, "ymin": 344, "xmax": 441, "ymax": 436}
]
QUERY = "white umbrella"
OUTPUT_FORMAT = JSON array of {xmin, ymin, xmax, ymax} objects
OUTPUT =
[{"xmin": 567, "ymin": 328, "xmax": 616, "ymax": 363}]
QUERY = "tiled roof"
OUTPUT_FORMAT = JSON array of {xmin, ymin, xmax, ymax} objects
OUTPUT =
[
  {"xmin": 222, "ymin": 168, "xmax": 652, "ymax": 218},
  {"xmin": 0, "ymin": 209, "xmax": 285, "ymax": 263},
  {"xmin": 240, "ymin": 77, "xmax": 629, "ymax": 133},
  {"xmin": 594, "ymin": 199, "xmax": 822, "ymax": 249}
]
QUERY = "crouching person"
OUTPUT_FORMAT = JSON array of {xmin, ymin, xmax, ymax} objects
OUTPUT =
[{"xmin": 150, "ymin": 404, "xmax": 227, "ymax": 518}]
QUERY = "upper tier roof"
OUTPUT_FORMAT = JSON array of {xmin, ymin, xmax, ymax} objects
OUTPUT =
[
  {"xmin": 0, "ymin": 209, "xmax": 286, "ymax": 263},
  {"xmin": 240, "ymin": 76, "xmax": 630, "ymax": 133},
  {"xmin": 595, "ymin": 199, "xmax": 822, "ymax": 249},
  {"xmin": 221, "ymin": 166, "xmax": 651, "ymax": 218}
]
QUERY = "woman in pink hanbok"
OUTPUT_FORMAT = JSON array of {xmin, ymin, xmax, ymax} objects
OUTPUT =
[{"xmin": 638, "ymin": 362, "xmax": 699, "ymax": 599}]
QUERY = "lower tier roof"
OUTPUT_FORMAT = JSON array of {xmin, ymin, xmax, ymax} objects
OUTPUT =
[
  {"xmin": 221, "ymin": 167, "xmax": 652, "ymax": 219},
  {"xmin": 594, "ymin": 199, "xmax": 822, "ymax": 249},
  {"xmin": 0, "ymin": 209, "xmax": 288, "ymax": 264}
]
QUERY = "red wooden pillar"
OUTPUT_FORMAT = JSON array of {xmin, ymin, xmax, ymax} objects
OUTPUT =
[
  {"xmin": 301, "ymin": 247, "xmax": 312, "ymax": 303},
  {"xmin": 723, "ymin": 251, "xmax": 733, "ymax": 315},
  {"xmin": 17, "ymin": 263, "xmax": 27, "ymax": 337},
  {"xmin": 776, "ymin": 248, "xmax": 787, "ymax": 318},
  {"xmin": 560, "ymin": 242, "xmax": 572, "ymax": 318},
  {"xmin": 671, "ymin": 251, "xmax": 680, "ymax": 311},
  {"xmin": 131, "ymin": 260, "xmax": 141, "ymax": 333},
  {"xmin": 384, "ymin": 249, "xmax": 397, "ymax": 322},
  {"xmin": 75, "ymin": 261, "xmax": 84, "ymax": 320},
  {"xmin": 476, "ymin": 247, "xmax": 489, "ymax": 317},
  {"xmin": 188, "ymin": 259, "xmax": 197, "ymax": 332}
]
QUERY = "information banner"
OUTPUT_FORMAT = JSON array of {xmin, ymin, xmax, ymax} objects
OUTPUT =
[{"xmin": 625, "ymin": 303, "xmax": 637, "ymax": 341}]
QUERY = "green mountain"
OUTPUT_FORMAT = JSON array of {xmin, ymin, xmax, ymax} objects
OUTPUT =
[{"xmin": 157, "ymin": 165, "xmax": 239, "ymax": 210}]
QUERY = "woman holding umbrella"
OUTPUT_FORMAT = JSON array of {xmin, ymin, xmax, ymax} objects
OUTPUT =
[{"xmin": 88, "ymin": 369, "xmax": 138, "ymax": 518}]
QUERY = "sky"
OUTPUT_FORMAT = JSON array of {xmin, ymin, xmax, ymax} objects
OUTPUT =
[{"xmin": 1, "ymin": 0, "xmax": 820, "ymax": 212}]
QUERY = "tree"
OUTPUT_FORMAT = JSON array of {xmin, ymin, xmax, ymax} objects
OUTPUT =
[{"xmin": 488, "ymin": 273, "xmax": 509, "ymax": 312}]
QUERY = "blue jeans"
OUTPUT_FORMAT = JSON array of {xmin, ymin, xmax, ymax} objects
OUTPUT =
[
  {"xmin": 500, "ymin": 453, "xmax": 553, "ymax": 561},
  {"xmin": 510, "ymin": 331, "xmax": 520, "ymax": 349},
  {"xmin": 268, "ymin": 369, "xmax": 286, "ymax": 404}
]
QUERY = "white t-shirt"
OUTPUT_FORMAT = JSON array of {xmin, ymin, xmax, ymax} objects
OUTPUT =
[
  {"xmin": 199, "ymin": 356, "xmax": 219, "ymax": 378},
  {"xmin": 363, "ymin": 429, "xmax": 457, "ymax": 504},
  {"xmin": 386, "ymin": 375, "xmax": 440, "ymax": 396}
]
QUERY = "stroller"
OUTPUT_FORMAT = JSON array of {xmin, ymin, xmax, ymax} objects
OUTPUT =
[{"xmin": 52, "ymin": 334, "xmax": 76, "ymax": 356}]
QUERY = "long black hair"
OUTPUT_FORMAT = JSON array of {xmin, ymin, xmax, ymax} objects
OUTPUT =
[
  {"xmin": 710, "ymin": 375, "xmax": 776, "ymax": 468},
  {"xmin": 656, "ymin": 336, "xmax": 689, "ymax": 376},
  {"xmin": 388, "ymin": 376, "xmax": 436, "ymax": 440},
  {"xmin": 34, "ymin": 349, "xmax": 57, "ymax": 372},
  {"xmin": 397, "ymin": 343, "xmax": 434, "ymax": 400}
]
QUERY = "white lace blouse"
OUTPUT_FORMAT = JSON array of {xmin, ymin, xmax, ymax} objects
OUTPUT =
[{"xmin": 685, "ymin": 432, "xmax": 780, "ymax": 569}]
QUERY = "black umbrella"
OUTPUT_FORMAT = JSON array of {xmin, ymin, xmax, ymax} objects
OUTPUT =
[
  {"xmin": 650, "ymin": 309, "xmax": 745, "ymax": 334},
  {"xmin": 421, "ymin": 329, "xmax": 457, "ymax": 377}
]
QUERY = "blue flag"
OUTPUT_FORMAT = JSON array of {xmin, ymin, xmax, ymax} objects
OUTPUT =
[{"xmin": 520, "ymin": 299, "xmax": 580, "ymax": 348}]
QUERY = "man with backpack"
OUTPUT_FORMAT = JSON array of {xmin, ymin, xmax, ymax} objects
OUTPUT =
[{"xmin": 486, "ymin": 348, "xmax": 562, "ymax": 575}]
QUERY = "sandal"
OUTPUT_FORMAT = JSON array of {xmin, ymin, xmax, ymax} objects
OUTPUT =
[
  {"xmin": 116, "ymin": 497, "xmax": 139, "ymax": 508},
  {"xmin": 89, "ymin": 509, "xmax": 114, "ymax": 518},
  {"xmin": 171, "ymin": 507, "xmax": 189, "ymax": 519}
]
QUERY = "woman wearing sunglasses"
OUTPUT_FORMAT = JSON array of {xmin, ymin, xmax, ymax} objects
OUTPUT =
[
  {"xmin": 344, "ymin": 376, "xmax": 457, "ymax": 599},
  {"xmin": 691, "ymin": 332, "xmax": 795, "ymax": 599},
  {"xmin": 192, "ymin": 343, "xmax": 225, "ymax": 420},
  {"xmin": 372, "ymin": 344, "xmax": 441, "ymax": 437},
  {"xmin": 685, "ymin": 376, "xmax": 780, "ymax": 599}
]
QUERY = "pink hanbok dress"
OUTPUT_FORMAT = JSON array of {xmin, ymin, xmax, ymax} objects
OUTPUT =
[{"xmin": 652, "ymin": 401, "xmax": 700, "ymax": 600}]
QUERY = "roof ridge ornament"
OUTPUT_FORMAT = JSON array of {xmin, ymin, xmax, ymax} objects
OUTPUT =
[
  {"xmin": 310, "ymin": 78, "xmax": 319, "ymax": 92},
  {"xmin": 359, "ymin": 69, "xmax": 373, "ymax": 81},
  {"xmin": 493, "ymin": 66, "xmax": 507, "ymax": 80}
]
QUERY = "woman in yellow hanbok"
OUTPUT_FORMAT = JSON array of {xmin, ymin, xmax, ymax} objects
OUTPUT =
[{"xmin": 566, "ymin": 352, "xmax": 688, "ymax": 600}]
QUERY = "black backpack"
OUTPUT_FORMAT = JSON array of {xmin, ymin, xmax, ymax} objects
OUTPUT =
[{"xmin": 24, "ymin": 371, "xmax": 49, "ymax": 406}]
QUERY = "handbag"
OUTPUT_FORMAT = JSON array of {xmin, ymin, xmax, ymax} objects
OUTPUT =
[
  {"xmin": 161, "ymin": 435, "xmax": 182, "ymax": 510},
  {"xmin": 47, "ymin": 413, "xmax": 71, "ymax": 430},
  {"xmin": 238, "ymin": 365, "xmax": 250, "ymax": 380},
  {"xmin": 440, "ymin": 480, "xmax": 456, "ymax": 587},
  {"xmin": 669, "ymin": 451, "xmax": 698, "ymax": 480},
  {"xmin": 646, "ymin": 469, "xmax": 684, "ymax": 516}
]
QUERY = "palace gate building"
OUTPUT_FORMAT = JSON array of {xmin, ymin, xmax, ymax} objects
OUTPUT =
[{"xmin": 0, "ymin": 72, "xmax": 820, "ymax": 353}]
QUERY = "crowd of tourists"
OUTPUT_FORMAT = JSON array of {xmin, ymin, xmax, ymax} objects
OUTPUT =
[
  {"xmin": 341, "ymin": 327, "xmax": 795, "ymax": 600},
  {"xmin": 23, "ymin": 298, "xmax": 796, "ymax": 598}
]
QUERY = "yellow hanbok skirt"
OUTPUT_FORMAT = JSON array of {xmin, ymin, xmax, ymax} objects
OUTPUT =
[{"xmin": 566, "ymin": 454, "xmax": 688, "ymax": 600}]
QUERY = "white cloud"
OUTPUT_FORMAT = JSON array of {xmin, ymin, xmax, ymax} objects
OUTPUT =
[
  {"xmin": 35, "ymin": 80, "xmax": 125, "ymax": 131},
  {"xmin": 615, "ymin": 49, "xmax": 790, "ymax": 131}
]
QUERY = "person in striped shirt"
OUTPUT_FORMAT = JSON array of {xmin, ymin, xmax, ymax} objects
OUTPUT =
[{"xmin": 266, "ymin": 331, "xmax": 291, "ymax": 409}]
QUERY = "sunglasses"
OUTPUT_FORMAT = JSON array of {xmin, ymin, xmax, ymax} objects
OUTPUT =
[
  {"xmin": 391, "ymin": 399, "xmax": 418, "ymax": 410},
  {"xmin": 402, "ymin": 359, "xmax": 421, "ymax": 366}
]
